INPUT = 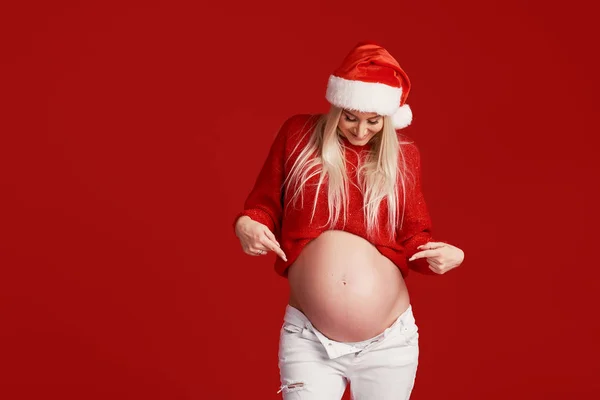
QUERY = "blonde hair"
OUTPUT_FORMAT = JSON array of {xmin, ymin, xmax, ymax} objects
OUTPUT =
[{"xmin": 284, "ymin": 105, "xmax": 416, "ymax": 239}]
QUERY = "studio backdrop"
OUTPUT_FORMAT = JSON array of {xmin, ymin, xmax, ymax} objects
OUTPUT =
[{"xmin": 1, "ymin": 1, "xmax": 598, "ymax": 399}]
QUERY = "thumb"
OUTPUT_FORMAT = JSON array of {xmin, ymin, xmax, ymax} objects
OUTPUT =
[{"xmin": 263, "ymin": 228, "xmax": 280, "ymax": 247}]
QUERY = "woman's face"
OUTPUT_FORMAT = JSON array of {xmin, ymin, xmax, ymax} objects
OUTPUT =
[{"xmin": 337, "ymin": 109, "xmax": 384, "ymax": 146}]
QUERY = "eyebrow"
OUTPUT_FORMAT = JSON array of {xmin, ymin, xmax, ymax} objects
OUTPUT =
[{"xmin": 343, "ymin": 110, "xmax": 381, "ymax": 121}]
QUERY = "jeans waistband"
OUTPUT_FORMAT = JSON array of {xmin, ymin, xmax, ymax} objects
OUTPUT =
[{"xmin": 283, "ymin": 303, "xmax": 416, "ymax": 352}]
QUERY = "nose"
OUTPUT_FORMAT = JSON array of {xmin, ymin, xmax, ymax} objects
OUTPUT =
[{"xmin": 354, "ymin": 124, "xmax": 368, "ymax": 137}]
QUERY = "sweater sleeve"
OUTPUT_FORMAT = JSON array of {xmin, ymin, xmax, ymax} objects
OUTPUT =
[
  {"xmin": 397, "ymin": 142, "xmax": 438, "ymax": 276},
  {"xmin": 232, "ymin": 116, "xmax": 297, "ymax": 237}
]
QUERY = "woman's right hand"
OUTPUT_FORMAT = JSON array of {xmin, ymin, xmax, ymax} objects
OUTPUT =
[{"xmin": 235, "ymin": 216, "xmax": 287, "ymax": 262}]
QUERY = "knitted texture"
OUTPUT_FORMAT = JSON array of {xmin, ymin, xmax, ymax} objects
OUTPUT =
[{"xmin": 233, "ymin": 114, "xmax": 438, "ymax": 278}]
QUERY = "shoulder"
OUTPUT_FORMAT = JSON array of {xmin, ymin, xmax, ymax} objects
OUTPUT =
[
  {"xmin": 396, "ymin": 130, "xmax": 422, "ymax": 165},
  {"xmin": 274, "ymin": 114, "xmax": 321, "ymax": 154},
  {"xmin": 279, "ymin": 114, "xmax": 321, "ymax": 137}
]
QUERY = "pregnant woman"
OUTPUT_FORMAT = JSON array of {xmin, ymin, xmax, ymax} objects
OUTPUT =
[{"xmin": 233, "ymin": 42, "xmax": 464, "ymax": 399}]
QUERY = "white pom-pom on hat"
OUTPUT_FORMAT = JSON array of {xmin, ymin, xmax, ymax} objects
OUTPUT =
[{"xmin": 391, "ymin": 104, "xmax": 413, "ymax": 129}]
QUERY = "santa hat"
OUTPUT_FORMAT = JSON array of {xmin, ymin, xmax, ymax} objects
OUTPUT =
[{"xmin": 325, "ymin": 42, "xmax": 413, "ymax": 129}]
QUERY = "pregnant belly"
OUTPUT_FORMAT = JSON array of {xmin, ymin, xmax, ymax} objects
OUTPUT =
[{"xmin": 287, "ymin": 230, "xmax": 410, "ymax": 342}]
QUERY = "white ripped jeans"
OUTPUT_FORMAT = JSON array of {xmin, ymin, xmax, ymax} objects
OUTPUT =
[{"xmin": 277, "ymin": 304, "xmax": 420, "ymax": 399}]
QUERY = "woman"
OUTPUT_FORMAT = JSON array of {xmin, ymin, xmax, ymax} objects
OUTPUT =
[{"xmin": 233, "ymin": 42, "xmax": 464, "ymax": 399}]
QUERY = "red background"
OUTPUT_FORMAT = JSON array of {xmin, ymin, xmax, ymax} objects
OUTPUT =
[{"xmin": 1, "ymin": 1, "xmax": 599, "ymax": 399}]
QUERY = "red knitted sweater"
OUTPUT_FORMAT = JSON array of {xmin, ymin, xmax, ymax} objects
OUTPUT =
[{"xmin": 233, "ymin": 114, "xmax": 439, "ymax": 278}]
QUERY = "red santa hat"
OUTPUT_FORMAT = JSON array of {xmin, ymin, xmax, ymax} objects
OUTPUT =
[{"xmin": 325, "ymin": 42, "xmax": 413, "ymax": 129}]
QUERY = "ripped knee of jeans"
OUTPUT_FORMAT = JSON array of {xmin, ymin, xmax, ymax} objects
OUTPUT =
[{"xmin": 277, "ymin": 381, "xmax": 305, "ymax": 394}]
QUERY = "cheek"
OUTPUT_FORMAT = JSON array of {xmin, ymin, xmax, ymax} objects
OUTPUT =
[
  {"xmin": 369, "ymin": 122, "xmax": 384, "ymax": 133},
  {"xmin": 338, "ymin": 120, "xmax": 351, "ymax": 132}
]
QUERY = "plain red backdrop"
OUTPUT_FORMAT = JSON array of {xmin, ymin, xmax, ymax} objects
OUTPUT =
[{"xmin": 1, "ymin": 0, "xmax": 599, "ymax": 399}]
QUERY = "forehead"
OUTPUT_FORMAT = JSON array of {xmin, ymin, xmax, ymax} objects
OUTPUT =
[{"xmin": 343, "ymin": 109, "xmax": 380, "ymax": 119}]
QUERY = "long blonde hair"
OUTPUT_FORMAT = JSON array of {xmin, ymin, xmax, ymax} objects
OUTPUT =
[{"xmin": 284, "ymin": 105, "xmax": 416, "ymax": 239}]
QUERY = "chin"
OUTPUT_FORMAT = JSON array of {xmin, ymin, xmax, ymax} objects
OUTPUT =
[{"xmin": 349, "ymin": 137, "xmax": 370, "ymax": 146}]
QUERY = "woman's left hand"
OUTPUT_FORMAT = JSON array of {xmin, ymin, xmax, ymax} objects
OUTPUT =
[{"xmin": 409, "ymin": 242, "xmax": 464, "ymax": 274}]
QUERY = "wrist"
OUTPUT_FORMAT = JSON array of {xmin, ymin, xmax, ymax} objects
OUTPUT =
[{"xmin": 235, "ymin": 215, "xmax": 252, "ymax": 234}]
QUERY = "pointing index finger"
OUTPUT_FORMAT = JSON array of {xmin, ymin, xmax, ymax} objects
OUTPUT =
[
  {"xmin": 409, "ymin": 249, "xmax": 437, "ymax": 261},
  {"xmin": 262, "ymin": 237, "xmax": 287, "ymax": 262}
]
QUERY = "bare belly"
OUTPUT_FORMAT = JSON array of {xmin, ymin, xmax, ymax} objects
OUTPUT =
[{"xmin": 287, "ymin": 230, "xmax": 410, "ymax": 342}]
